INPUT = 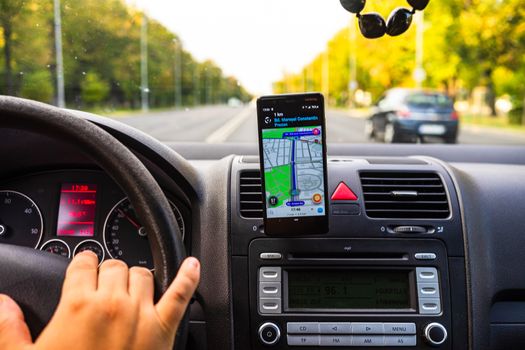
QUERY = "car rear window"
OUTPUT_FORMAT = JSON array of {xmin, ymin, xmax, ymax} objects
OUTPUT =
[{"xmin": 405, "ymin": 93, "xmax": 453, "ymax": 109}]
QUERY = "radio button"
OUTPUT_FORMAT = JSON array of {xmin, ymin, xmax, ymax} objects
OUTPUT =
[
  {"xmin": 419, "ymin": 298, "xmax": 442, "ymax": 315},
  {"xmin": 287, "ymin": 335, "xmax": 320, "ymax": 346},
  {"xmin": 259, "ymin": 298, "xmax": 282, "ymax": 314},
  {"xmin": 352, "ymin": 335, "xmax": 384, "ymax": 346},
  {"xmin": 259, "ymin": 267, "xmax": 281, "ymax": 282},
  {"xmin": 287, "ymin": 322, "xmax": 320, "ymax": 334},
  {"xmin": 384, "ymin": 335, "xmax": 417, "ymax": 346},
  {"xmin": 260, "ymin": 252, "xmax": 282, "ymax": 260},
  {"xmin": 259, "ymin": 282, "xmax": 281, "ymax": 297},
  {"xmin": 418, "ymin": 282, "xmax": 440, "ymax": 299},
  {"xmin": 415, "ymin": 253, "xmax": 437, "ymax": 260},
  {"xmin": 259, "ymin": 323, "xmax": 281, "ymax": 345},
  {"xmin": 320, "ymin": 335, "xmax": 352, "ymax": 346},
  {"xmin": 352, "ymin": 323, "xmax": 384, "ymax": 334},
  {"xmin": 416, "ymin": 267, "xmax": 438, "ymax": 283},
  {"xmin": 383, "ymin": 323, "xmax": 416, "ymax": 335},
  {"xmin": 319, "ymin": 323, "xmax": 352, "ymax": 334},
  {"xmin": 424, "ymin": 323, "xmax": 448, "ymax": 346}
]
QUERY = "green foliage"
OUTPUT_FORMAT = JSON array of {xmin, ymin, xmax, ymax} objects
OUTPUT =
[
  {"xmin": 508, "ymin": 107, "xmax": 524, "ymax": 125},
  {"xmin": 0, "ymin": 0, "xmax": 251, "ymax": 109},
  {"xmin": 274, "ymin": 0, "xmax": 525, "ymax": 112},
  {"xmin": 20, "ymin": 70, "xmax": 53, "ymax": 102},
  {"xmin": 81, "ymin": 72, "xmax": 110, "ymax": 105}
]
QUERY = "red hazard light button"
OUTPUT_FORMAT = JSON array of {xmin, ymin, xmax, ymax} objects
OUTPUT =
[{"xmin": 331, "ymin": 182, "xmax": 358, "ymax": 201}]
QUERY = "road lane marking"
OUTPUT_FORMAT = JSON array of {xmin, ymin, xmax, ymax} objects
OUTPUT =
[{"xmin": 205, "ymin": 106, "xmax": 254, "ymax": 143}]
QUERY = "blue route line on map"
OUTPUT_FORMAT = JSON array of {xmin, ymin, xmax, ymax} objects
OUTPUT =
[{"xmin": 291, "ymin": 138, "xmax": 297, "ymax": 199}]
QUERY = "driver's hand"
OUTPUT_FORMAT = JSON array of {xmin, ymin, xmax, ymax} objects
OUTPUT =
[{"xmin": 0, "ymin": 251, "xmax": 200, "ymax": 350}]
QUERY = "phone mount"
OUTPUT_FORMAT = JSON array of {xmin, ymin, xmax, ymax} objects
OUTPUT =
[{"xmin": 340, "ymin": 0, "xmax": 429, "ymax": 39}]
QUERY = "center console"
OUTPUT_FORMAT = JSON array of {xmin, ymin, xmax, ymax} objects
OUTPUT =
[
  {"xmin": 251, "ymin": 238, "xmax": 449, "ymax": 348},
  {"xmin": 230, "ymin": 157, "xmax": 468, "ymax": 350}
]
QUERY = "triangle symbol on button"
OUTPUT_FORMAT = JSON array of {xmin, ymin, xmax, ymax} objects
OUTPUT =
[{"xmin": 331, "ymin": 182, "xmax": 358, "ymax": 201}]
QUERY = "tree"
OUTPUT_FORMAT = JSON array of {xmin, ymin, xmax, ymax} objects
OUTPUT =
[
  {"xmin": 81, "ymin": 72, "xmax": 110, "ymax": 106},
  {"xmin": 0, "ymin": 0, "xmax": 24, "ymax": 94},
  {"xmin": 20, "ymin": 70, "xmax": 53, "ymax": 102},
  {"xmin": 0, "ymin": 0, "xmax": 251, "ymax": 108},
  {"xmin": 274, "ymin": 0, "xmax": 525, "ymax": 116}
]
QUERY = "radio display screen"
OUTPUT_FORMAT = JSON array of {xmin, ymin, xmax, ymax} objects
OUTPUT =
[{"xmin": 287, "ymin": 270, "xmax": 411, "ymax": 310}]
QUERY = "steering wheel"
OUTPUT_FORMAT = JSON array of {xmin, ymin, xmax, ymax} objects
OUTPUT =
[{"xmin": 0, "ymin": 96, "xmax": 188, "ymax": 348}]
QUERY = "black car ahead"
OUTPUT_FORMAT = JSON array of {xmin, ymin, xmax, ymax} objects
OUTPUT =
[{"xmin": 365, "ymin": 88, "xmax": 460, "ymax": 143}]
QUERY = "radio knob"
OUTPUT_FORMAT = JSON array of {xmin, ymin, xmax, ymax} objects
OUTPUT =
[
  {"xmin": 424, "ymin": 322, "xmax": 448, "ymax": 346},
  {"xmin": 258, "ymin": 322, "xmax": 281, "ymax": 346}
]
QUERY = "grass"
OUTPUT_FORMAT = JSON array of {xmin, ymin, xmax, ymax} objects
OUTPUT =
[{"xmin": 460, "ymin": 114, "xmax": 525, "ymax": 134}]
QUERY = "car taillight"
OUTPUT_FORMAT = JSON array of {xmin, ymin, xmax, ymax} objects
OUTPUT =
[
  {"xmin": 397, "ymin": 107, "xmax": 411, "ymax": 118},
  {"xmin": 451, "ymin": 110, "xmax": 459, "ymax": 120}
]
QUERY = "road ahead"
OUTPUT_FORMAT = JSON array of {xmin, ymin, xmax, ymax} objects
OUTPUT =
[{"xmin": 114, "ymin": 105, "xmax": 525, "ymax": 145}]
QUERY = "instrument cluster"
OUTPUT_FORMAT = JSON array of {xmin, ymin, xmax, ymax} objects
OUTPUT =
[{"xmin": 0, "ymin": 170, "xmax": 188, "ymax": 270}]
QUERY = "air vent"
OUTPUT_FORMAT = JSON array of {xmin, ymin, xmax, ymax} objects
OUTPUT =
[
  {"xmin": 239, "ymin": 170, "xmax": 263, "ymax": 218},
  {"xmin": 360, "ymin": 172, "xmax": 450, "ymax": 219}
]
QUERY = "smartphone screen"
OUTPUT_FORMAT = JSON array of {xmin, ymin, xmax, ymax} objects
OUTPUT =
[{"xmin": 257, "ymin": 93, "xmax": 329, "ymax": 235}]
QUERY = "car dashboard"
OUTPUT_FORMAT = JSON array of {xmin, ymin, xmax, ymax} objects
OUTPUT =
[
  {"xmin": 0, "ymin": 170, "xmax": 190, "ymax": 267},
  {"xmin": 1, "ymin": 113, "xmax": 525, "ymax": 350}
]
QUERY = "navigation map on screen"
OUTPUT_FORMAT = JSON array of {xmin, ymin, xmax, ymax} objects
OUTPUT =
[{"xmin": 262, "ymin": 125, "xmax": 326, "ymax": 219}]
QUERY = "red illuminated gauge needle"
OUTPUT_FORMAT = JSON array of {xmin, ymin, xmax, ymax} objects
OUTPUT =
[{"xmin": 117, "ymin": 209, "xmax": 141, "ymax": 229}]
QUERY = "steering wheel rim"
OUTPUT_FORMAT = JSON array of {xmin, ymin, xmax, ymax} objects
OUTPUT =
[{"xmin": 0, "ymin": 96, "xmax": 188, "ymax": 346}]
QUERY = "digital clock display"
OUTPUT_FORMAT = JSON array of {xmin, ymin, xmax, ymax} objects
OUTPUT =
[
  {"xmin": 57, "ymin": 183, "xmax": 97, "ymax": 237},
  {"xmin": 287, "ymin": 270, "xmax": 411, "ymax": 310}
]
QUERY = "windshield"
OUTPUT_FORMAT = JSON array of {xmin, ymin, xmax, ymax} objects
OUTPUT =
[
  {"xmin": 1, "ymin": 0, "xmax": 524, "ymax": 145},
  {"xmin": 405, "ymin": 93, "xmax": 454, "ymax": 109}
]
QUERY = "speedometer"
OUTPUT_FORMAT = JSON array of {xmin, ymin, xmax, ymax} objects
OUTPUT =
[
  {"xmin": 0, "ymin": 190, "xmax": 43, "ymax": 248},
  {"xmin": 103, "ymin": 198, "xmax": 185, "ymax": 270}
]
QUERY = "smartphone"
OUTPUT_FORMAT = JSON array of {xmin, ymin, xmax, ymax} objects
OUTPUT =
[{"xmin": 257, "ymin": 93, "xmax": 329, "ymax": 235}]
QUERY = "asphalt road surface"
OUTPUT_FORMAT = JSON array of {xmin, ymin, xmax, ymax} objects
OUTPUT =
[{"xmin": 114, "ymin": 105, "xmax": 525, "ymax": 145}]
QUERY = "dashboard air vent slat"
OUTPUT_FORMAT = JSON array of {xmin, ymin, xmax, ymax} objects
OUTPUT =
[
  {"xmin": 239, "ymin": 171, "xmax": 263, "ymax": 218},
  {"xmin": 360, "ymin": 172, "xmax": 450, "ymax": 219}
]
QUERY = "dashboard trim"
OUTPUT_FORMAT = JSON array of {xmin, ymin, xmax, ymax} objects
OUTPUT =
[{"xmin": 421, "ymin": 156, "xmax": 473, "ymax": 350}]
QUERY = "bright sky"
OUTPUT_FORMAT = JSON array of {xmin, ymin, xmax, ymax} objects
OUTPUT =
[{"xmin": 130, "ymin": 0, "xmax": 350, "ymax": 94}]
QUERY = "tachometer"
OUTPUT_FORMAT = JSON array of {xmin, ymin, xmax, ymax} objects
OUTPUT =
[
  {"xmin": 0, "ymin": 190, "xmax": 43, "ymax": 248},
  {"xmin": 103, "ymin": 198, "xmax": 185, "ymax": 270}
]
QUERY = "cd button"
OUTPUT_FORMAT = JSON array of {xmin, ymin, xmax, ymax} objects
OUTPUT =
[
  {"xmin": 320, "ymin": 335, "xmax": 352, "ymax": 346},
  {"xmin": 319, "ymin": 323, "xmax": 352, "ymax": 334},
  {"xmin": 384, "ymin": 335, "xmax": 417, "ymax": 346},
  {"xmin": 383, "ymin": 323, "xmax": 416, "ymax": 335},
  {"xmin": 352, "ymin": 323, "xmax": 384, "ymax": 334},
  {"xmin": 287, "ymin": 335, "xmax": 320, "ymax": 346},
  {"xmin": 287, "ymin": 322, "xmax": 320, "ymax": 334},
  {"xmin": 352, "ymin": 335, "xmax": 384, "ymax": 346}
]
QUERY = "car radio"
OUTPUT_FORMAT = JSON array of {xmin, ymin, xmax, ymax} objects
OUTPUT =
[{"xmin": 249, "ymin": 238, "xmax": 451, "ymax": 349}]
